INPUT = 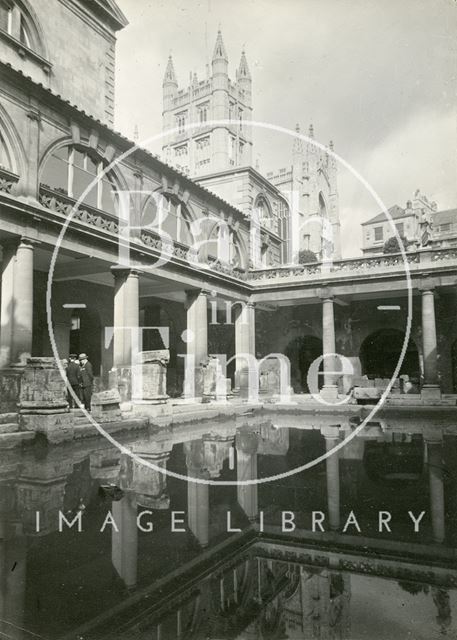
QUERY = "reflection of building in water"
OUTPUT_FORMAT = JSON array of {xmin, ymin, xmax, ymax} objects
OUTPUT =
[
  {"xmin": 282, "ymin": 567, "xmax": 351, "ymax": 639},
  {"xmin": 0, "ymin": 419, "xmax": 455, "ymax": 639}
]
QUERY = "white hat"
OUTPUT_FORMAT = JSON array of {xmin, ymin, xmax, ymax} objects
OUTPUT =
[{"xmin": 79, "ymin": 353, "xmax": 88, "ymax": 359}]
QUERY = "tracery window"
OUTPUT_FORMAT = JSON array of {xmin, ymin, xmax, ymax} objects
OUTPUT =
[
  {"xmin": 176, "ymin": 113, "xmax": 187, "ymax": 134},
  {"xmin": 40, "ymin": 145, "xmax": 118, "ymax": 215},
  {"xmin": 198, "ymin": 104, "xmax": 208, "ymax": 124}
]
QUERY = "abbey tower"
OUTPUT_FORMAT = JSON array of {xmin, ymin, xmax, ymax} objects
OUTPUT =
[
  {"xmin": 162, "ymin": 31, "xmax": 253, "ymax": 177},
  {"xmin": 162, "ymin": 30, "xmax": 341, "ymax": 261}
]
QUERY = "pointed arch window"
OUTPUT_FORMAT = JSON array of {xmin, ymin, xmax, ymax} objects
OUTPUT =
[
  {"xmin": 319, "ymin": 192, "xmax": 327, "ymax": 217},
  {"xmin": 41, "ymin": 145, "xmax": 118, "ymax": 215},
  {"xmin": 206, "ymin": 221, "xmax": 244, "ymax": 269},
  {"xmin": 0, "ymin": 129, "xmax": 13, "ymax": 171}
]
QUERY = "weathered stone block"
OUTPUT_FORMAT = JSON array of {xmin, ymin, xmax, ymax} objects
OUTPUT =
[
  {"xmin": 132, "ymin": 350, "xmax": 169, "ymax": 404},
  {"xmin": 91, "ymin": 389, "xmax": 122, "ymax": 423},
  {"xmin": 19, "ymin": 357, "xmax": 68, "ymax": 410},
  {"xmin": 201, "ymin": 356, "xmax": 231, "ymax": 401},
  {"xmin": 0, "ymin": 367, "xmax": 23, "ymax": 413},
  {"xmin": 17, "ymin": 357, "xmax": 73, "ymax": 443},
  {"xmin": 19, "ymin": 411, "xmax": 74, "ymax": 444}
]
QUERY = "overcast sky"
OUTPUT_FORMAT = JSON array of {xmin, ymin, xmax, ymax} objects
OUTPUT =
[{"xmin": 114, "ymin": 0, "xmax": 457, "ymax": 256}]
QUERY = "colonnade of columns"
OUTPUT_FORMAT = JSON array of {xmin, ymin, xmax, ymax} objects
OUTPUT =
[{"xmin": 0, "ymin": 240, "xmax": 443, "ymax": 405}]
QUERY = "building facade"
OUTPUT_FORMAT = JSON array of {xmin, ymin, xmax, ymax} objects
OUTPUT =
[
  {"xmin": 362, "ymin": 189, "xmax": 457, "ymax": 255},
  {"xmin": 0, "ymin": 0, "xmax": 456, "ymax": 413}
]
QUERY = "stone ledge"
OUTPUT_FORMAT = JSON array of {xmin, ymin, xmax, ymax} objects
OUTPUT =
[{"xmin": 0, "ymin": 432, "xmax": 35, "ymax": 449}]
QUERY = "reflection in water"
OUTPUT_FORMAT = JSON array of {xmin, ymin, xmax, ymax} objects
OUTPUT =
[{"xmin": 0, "ymin": 414, "xmax": 456, "ymax": 639}]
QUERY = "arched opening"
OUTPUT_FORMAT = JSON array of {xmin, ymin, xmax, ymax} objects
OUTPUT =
[
  {"xmin": 285, "ymin": 335, "xmax": 323, "ymax": 393},
  {"xmin": 69, "ymin": 309, "xmax": 101, "ymax": 377},
  {"xmin": 360, "ymin": 328, "xmax": 420, "ymax": 381},
  {"xmin": 40, "ymin": 144, "xmax": 119, "ymax": 215},
  {"xmin": 206, "ymin": 221, "xmax": 245, "ymax": 269},
  {"xmin": 318, "ymin": 192, "xmax": 327, "ymax": 217},
  {"xmin": 254, "ymin": 194, "xmax": 278, "ymax": 234},
  {"xmin": 142, "ymin": 193, "xmax": 193, "ymax": 246},
  {"xmin": 0, "ymin": 1, "xmax": 47, "ymax": 57},
  {"xmin": 0, "ymin": 129, "xmax": 13, "ymax": 171}
]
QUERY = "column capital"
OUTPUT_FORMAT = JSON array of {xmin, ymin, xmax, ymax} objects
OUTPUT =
[
  {"xmin": 318, "ymin": 287, "xmax": 334, "ymax": 301},
  {"xmin": 233, "ymin": 299, "xmax": 255, "ymax": 310},
  {"xmin": 185, "ymin": 288, "xmax": 210, "ymax": 300},
  {"xmin": 418, "ymin": 277, "xmax": 438, "ymax": 293},
  {"xmin": 111, "ymin": 266, "xmax": 140, "ymax": 280},
  {"xmin": 18, "ymin": 236, "xmax": 37, "ymax": 248},
  {"xmin": 322, "ymin": 425, "xmax": 341, "ymax": 440}
]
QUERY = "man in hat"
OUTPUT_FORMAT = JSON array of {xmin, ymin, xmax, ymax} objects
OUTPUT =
[
  {"xmin": 79, "ymin": 353, "xmax": 94, "ymax": 411},
  {"xmin": 66, "ymin": 354, "xmax": 82, "ymax": 408}
]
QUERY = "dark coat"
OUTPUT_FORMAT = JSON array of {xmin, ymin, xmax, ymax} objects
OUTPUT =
[
  {"xmin": 67, "ymin": 361, "xmax": 82, "ymax": 386},
  {"xmin": 80, "ymin": 361, "xmax": 94, "ymax": 388}
]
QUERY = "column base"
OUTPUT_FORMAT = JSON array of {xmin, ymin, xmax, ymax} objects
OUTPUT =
[
  {"xmin": 132, "ymin": 395, "xmax": 169, "ymax": 405},
  {"xmin": 320, "ymin": 385, "xmax": 338, "ymax": 402},
  {"xmin": 109, "ymin": 367, "xmax": 132, "ymax": 403},
  {"xmin": 421, "ymin": 385, "xmax": 441, "ymax": 403}
]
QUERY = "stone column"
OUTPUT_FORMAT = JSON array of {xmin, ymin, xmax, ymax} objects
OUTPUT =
[
  {"xmin": 12, "ymin": 239, "xmax": 34, "ymax": 365},
  {"xmin": 0, "ymin": 238, "xmax": 34, "ymax": 367},
  {"xmin": 427, "ymin": 439, "xmax": 445, "ymax": 544},
  {"xmin": 111, "ymin": 269, "xmax": 139, "ymax": 400},
  {"xmin": 421, "ymin": 287, "xmax": 440, "ymax": 399},
  {"xmin": 184, "ymin": 290, "xmax": 208, "ymax": 398},
  {"xmin": 234, "ymin": 302, "xmax": 255, "ymax": 395},
  {"xmin": 0, "ymin": 242, "xmax": 16, "ymax": 367},
  {"xmin": 112, "ymin": 269, "xmax": 140, "ymax": 368},
  {"xmin": 321, "ymin": 295, "xmax": 337, "ymax": 400},
  {"xmin": 323, "ymin": 426, "xmax": 340, "ymax": 531}
]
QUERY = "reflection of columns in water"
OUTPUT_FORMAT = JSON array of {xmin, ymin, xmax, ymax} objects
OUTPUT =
[
  {"xmin": 0, "ymin": 521, "xmax": 27, "ymax": 639},
  {"xmin": 187, "ymin": 482, "xmax": 209, "ymax": 547},
  {"xmin": 184, "ymin": 290, "xmax": 208, "ymax": 397},
  {"xmin": 426, "ymin": 439, "xmax": 445, "ymax": 544},
  {"xmin": 236, "ymin": 429, "xmax": 259, "ymax": 521},
  {"xmin": 324, "ymin": 427, "xmax": 340, "ymax": 531},
  {"xmin": 185, "ymin": 440, "xmax": 210, "ymax": 547},
  {"xmin": 112, "ymin": 495, "xmax": 138, "ymax": 589}
]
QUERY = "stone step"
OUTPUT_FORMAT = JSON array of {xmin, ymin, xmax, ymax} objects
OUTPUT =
[
  {"xmin": 0, "ymin": 432, "xmax": 35, "ymax": 448},
  {"xmin": 0, "ymin": 423, "xmax": 19, "ymax": 434},
  {"xmin": 0, "ymin": 412, "xmax": 18, "ymax": 425}
]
